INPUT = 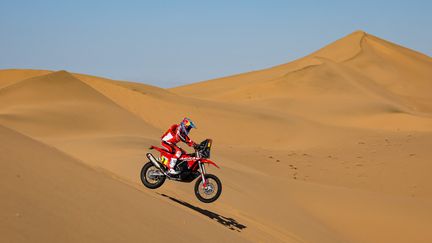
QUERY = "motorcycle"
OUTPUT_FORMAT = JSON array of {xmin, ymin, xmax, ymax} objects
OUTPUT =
[{"xmin": 140, "ymin": 139, "xmax": 222, "ymax": 203}]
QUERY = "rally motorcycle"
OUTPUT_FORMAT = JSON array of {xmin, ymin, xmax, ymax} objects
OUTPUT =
[{"xmin": 140, "ymin": 139, "xmax": 222, "ymax": 203}]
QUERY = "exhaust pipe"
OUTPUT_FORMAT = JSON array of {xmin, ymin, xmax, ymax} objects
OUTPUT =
[{"xmin": 146, "ymin": 153, "xmax": 167, "ymax": 174}]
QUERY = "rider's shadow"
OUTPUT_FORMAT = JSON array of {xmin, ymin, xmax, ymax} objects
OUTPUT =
[{"xmin": 158, "ymin": 193, "xmax": 247, "ymax": 232}]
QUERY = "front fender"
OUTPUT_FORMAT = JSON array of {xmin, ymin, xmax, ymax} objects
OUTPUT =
[{"xmin": 200, "ymin": 159, "xmax": 220, "ymax": 169}]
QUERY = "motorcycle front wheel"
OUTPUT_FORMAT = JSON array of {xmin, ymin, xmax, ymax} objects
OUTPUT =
[{"xmin": 194, "ymin": 174, "xmax": 222, "ymax": 203}]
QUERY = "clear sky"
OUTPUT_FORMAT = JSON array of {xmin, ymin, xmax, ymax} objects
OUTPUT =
[{"xmin": 1, "ymin": 0, "xmax": 431, "ymax": 87}]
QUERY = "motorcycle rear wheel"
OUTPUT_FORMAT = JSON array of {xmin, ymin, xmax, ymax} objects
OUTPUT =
[
  {"xmin": 141, "ymin": 162, "xmax": 166, "ymax": 189},
  {"xmin": 194, "ymin": 174, "xmax": 222, "ymax": 203}
]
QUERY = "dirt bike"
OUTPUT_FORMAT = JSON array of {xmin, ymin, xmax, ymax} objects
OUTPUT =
[{"xmin": 140, "ymin": 139, "xmax": 222, "ymax": 203}]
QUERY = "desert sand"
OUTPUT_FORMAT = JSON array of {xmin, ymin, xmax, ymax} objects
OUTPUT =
[{"xmin": 1, "ymin": 31, "xmax": 432, "ymax": 242}]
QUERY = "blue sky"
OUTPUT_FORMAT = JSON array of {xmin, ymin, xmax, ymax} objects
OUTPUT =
[{"xmin": 1, "ymin": 0, "xmax": 431, "ymax": 87}]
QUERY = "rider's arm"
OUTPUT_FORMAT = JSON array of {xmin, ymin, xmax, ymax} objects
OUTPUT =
[
  {"xmin": 185, "ymin": 136, "xmax": 195, "ymax": 147},
  {"xmin": 176, "ymin": 126, "xmax": 195, "ymax": 147}
]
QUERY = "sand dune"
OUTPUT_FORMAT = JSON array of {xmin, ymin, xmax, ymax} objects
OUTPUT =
[
  {"xmin": 0, "ymin": 70, "xmax": 159, "ymax": 137},
  {"xmin": 172, "ymin": 31, "xmax": 432, "ymax": 104},
  {"xmin": 1, "ymin": 31, "xmax": 432, "ymax": 242},
  {"xmin": 72, "ymin": 70, "xmax": 339, "ymax": 149},
  {"xmin": 172, "ymin": 31, "xmax": 432, "ymax": 131},
  {"xmin": 0, "ymin": 70, "xmax": 163, "ymax": 183}
]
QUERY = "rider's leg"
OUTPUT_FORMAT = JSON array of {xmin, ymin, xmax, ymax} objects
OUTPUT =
[
  {"xmin": 161, "ymin": 141, "xmax": 174, "ymax": 167},
  {"xmin": 161, "ymin": 141, "xmax": 174, "ymax": 154},
  {"xmin": 162, "ymin": 142, "xmax": 182, "ymax": 174},
  {"xmin": 168, "ymin": 146, "xmax": 182, "ymax": 174}
]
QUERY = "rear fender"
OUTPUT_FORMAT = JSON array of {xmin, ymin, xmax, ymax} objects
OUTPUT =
[
  {"xmin": 150, "ymin": 146, "xmax": 171, "ymax": 158},
  {"xmin": 149, "ymin": 146, "xmax": 165, "ymax": 153}
]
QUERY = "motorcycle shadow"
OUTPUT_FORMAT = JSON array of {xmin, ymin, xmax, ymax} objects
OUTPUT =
[{"xmin": 158, "ymin": 193, "xmax": 247, "ymax": 232}]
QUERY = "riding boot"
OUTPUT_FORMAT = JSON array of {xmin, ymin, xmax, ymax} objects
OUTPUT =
[{"xmin": 168, "ymin": 158, "xmax": 180, "ymax": 175}]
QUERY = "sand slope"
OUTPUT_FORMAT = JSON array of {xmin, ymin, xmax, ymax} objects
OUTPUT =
[{"xmin": 0, "ymin": 124, "xmax": 247, "ymax": 243}]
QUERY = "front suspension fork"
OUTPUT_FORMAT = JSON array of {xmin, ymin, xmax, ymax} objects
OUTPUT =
[{"xmin": 198, "ymin": 161, "xmax": 207, "ymax": 187}]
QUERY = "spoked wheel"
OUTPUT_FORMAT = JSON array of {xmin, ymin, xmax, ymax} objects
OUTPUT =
[
  {"xmin": 141, "ymin": 162, "xmax": 166, "ymax": 189},
  {"xmin": 194, "ymin": 174, "xmax": 222, "ymax": 203}
]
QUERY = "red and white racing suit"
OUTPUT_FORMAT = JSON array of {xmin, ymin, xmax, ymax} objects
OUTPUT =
[{"xmin": 161, "ymin": 124, "xmax": 195, "ymax": 169}]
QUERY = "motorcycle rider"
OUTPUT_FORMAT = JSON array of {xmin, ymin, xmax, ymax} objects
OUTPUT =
[{"xmin": 161, "ymin": 117, "xmax": 197, "ymax": 175}]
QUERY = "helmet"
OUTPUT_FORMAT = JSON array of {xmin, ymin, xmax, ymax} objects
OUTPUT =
[{"xmin": 180, "ymin": 117, "xmax": 196, "ymax": 135}]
